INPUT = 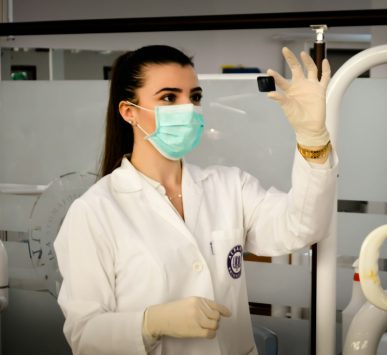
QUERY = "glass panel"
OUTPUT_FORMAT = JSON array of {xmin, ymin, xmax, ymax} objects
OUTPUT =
[
  {"xmin": 1, "ymin": 77, "xmax": 387, "ymax": 354},
  {"xmin": 189, "ymin": 74, "xmax": 294, "ymax": 192},
  {"xmin": 189, "ymin": 75, "xmax": 310, "ymax": 355},
  {"xmin": 245, "ymin": 260, "xmax": 310, "ymax": 307},
  {"xmin": 0, "ymin": 48, "xmax": 124, "ymax": 81},
  {"xmin": 338, "ymin": 79, "xmax": 387, "ymax": 202},
  {"xmin": 0, "ymin": 81, "xmax": 108, "ymax": 354},
  {"xmin": 57, "ymin": 49, "xmax": 124, "ymax": 80},
  {"xmin": 0, "ymin": 76, "xmax": 309, "ymax": 354},
  {"xmin": 1, "ymin": 48, "xmax": 50, "ymax": 80},
  {"xmin": 0, "ymin": 81, "xmax": 107, "ymax": 184}
]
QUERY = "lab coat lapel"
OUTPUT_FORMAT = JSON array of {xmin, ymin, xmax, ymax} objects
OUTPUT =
[
  {"xmin": 110, "ymin": 157, "xmax": 197, "ymax": 244},
  {"xmin": 182, "ymin": 161, "xmax": 206, "ymax": 235},
  {"xmin": 141, "ymin": 181, "xmax": 194, "ymax": 241}
]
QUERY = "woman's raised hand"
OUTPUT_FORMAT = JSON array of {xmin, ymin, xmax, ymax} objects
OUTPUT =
[{"xmin": 267, "ymin": 47, "xmax": 331, "ymax": 147}]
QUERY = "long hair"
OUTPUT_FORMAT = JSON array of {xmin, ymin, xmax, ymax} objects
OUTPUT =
[{"xmin": 98, "ymin": 45, "xmax": 194, "ymax": 177}]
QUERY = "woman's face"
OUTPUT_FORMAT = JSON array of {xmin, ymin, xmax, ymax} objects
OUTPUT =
[{"xmin": 130, "ymin": 63, "xmax": 203, "ymax": 135}]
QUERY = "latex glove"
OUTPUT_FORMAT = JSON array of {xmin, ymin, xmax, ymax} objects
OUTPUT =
[
  {"xmin": 267, "ymin": 47, "xmax": 331, "ymax": 147},
  {"xmin": 144, "ymin": 296, "xmax": 232, "ymax": 339}
]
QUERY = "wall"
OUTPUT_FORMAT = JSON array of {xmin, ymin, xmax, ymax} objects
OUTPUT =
[
  {"xmin": 1, "ymin": 0, "xmax": 383, "ymax": 77},
  {"xmin": 370, "ymin": 0, "xmax": 387, "ymax": 75},
  {"xmin": 11, "ymin": 0, "xmax": 374, "ymax": 22},
  {"xmin": 1, "ymin": 48, "xmax": 50, "ymax": 80}
]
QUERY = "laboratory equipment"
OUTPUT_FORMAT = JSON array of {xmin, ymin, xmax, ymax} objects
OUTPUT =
[
  {"xmin": 341, "ymin": 260, "xmax": 366, "ymax": 346},
  {"xmin": 0, "ymin": 172, "xmax": 96, "ymax": 296},
  {"xmin": 343, "ymin": 225, "xmax": 387, "ymax": 355}
]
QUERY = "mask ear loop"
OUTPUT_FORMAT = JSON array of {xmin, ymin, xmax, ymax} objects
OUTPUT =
[
  {"xmin": 125, "ymin": 101, "xmax": 153, "ymax": 137},
  {"xmin": 126, "ymin": 101, "xmax": 153, "ymax": 112}
]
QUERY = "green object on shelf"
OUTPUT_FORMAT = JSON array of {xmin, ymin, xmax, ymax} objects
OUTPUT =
[{"xmin": 11, "ymin": 71, "xmax": 28, "ymax": 80}]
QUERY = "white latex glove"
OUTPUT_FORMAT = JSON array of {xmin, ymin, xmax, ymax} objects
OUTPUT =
[
  {"xmin": 267, "ymin": 47, "xmax": 331, "ymax": 147},
  {"xmin": 143, "ymin": 296, "xmax": 232, "ymax": 339}
]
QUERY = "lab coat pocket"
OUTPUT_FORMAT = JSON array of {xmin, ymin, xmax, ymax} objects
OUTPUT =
[{"xmin": 210, "ymin": 228, "xmax": 244, "ymax": 285}]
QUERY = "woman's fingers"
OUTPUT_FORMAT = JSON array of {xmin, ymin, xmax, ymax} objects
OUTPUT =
[
  {"xmin": 282, "ymin": 47, "xmax": 304, "ymax": 80},
  {"xmin": 198, "ymin": 312, "xmax": 219, "ymax": 330},
  {"xmin": 204, "ymin": 299, "xmax": 232, "ymax": 318},
  {"xmin": 200, "ymin": 300, "xmax": 221, "ymax": 321},
  {"xmin": 320, "ymin": 58, "xmax": 331, "ymax": 89},
  {"xmin": 267, "ymin": 69, "xmax": 290, "ymax": 91},
  {"xmin": 267, "ymin": 91, "xmax": 288, "ymax": 106},
  {"xmin": 196, "ymin": 298, "xmax": 231, "ymax": 335},
  {"xmin": 200, "ymin": 329, "xmax": 217, "ymax": 339},
  {"xmin": 274, "ymin": 48, "xmax": 330, "ymax": 90},
  {"xmin": 300, "ymin": 51, "xmax": 318, "ymax": 81}
]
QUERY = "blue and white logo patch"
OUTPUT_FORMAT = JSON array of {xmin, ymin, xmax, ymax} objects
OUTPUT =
[{"xmin": 227, "ymin": 245, "xmax": 242, "ymax": 279}]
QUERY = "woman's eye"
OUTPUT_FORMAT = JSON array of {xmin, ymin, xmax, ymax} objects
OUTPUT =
[
  {"xmin": 191, "ymin": 93, "xmax": 203, "ymax": 104},
  {"xmin": 160, "ymin": 94, "xmax": 176, "ymax": 103}
]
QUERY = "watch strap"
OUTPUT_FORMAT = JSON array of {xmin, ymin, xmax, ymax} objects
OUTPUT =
[{"xmin": 297, "ymin": 141, "xmax": 332, "ymax": 159}]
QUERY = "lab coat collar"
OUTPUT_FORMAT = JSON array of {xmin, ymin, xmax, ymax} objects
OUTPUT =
[
  {"xmin": 110, "ymin": 156, "xmax": 144, "ymax": 193},
  {"xmin": 182, "ymin": 158, "xmax": 209, "ymax": 184},
  {"xmin": 110, "ymin": 156, "xmax": 209, "ymax": 193}
]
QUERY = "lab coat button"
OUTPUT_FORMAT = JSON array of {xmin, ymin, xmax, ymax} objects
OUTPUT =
[{"xmin": 193, "ymin": 261, "xmax": 203, "ymax": 272}]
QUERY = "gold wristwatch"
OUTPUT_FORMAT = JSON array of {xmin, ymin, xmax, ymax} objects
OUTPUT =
[{"xmin": 297, "ymin": 141, "xmax": 332, "ymax": 159}]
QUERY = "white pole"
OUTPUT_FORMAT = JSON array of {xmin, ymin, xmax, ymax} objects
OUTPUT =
[
  {"xmin": 317, "ymin": 44, "xmax": 387, "ymax": 355},
  {"xmin": 49, "ymin": 49, "xmax": 53, "ymax": 81},
  {"xmin": 6, "ymin": 0, "xmax": 12, "ymax": 22}
]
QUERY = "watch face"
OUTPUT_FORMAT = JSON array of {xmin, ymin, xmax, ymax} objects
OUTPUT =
[{"xmin": 29, "ymin": 172, "xmax": 96, "ymax": 297}]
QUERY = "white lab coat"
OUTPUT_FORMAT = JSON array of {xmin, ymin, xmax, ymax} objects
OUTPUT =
[{"xmin": 54, "ymin": 150, "xmax": 338, "ymax": 355}]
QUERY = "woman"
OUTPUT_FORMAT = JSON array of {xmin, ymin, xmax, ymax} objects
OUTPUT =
[{"xmin": 54, "ymin": 45, "xmax": 337, "ymax": 355}]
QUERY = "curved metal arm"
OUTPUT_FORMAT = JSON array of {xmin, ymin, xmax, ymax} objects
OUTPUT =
[{"xmin": 318, "ymin": 44, "xmax": 387, "ymax": 355}]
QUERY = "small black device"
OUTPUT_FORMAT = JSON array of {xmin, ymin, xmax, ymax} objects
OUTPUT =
[{"xmin": 257, "ymin": 76, "xmax": 276, "ymax": 92}]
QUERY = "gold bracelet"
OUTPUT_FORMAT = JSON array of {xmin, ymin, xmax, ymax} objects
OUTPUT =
[{"xmin": 297, "ymin": 141, "xmax": 332, "ymax": 159}]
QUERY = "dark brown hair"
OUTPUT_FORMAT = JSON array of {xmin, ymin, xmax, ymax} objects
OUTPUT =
[{"xmin": 98, "ymin": 45, "xmax": 194, "ymax": 177}]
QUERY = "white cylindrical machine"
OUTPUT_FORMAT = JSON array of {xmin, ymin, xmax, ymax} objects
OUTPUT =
[
  {"xmin": 343, "ymin": 225, "xmax": 387, "ymax": 355},
  {"xmin": 342, "ymin": 259, "xmax": 366, "ymax": 346},
  {"xmin": 343, "ymin": 298, "xmax": 387, "ymax": 355}
]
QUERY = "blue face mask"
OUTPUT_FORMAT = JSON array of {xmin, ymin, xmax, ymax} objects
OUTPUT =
[{"xmin": 127, "ymin": 102, "xmax": 204, "ymax": 160}]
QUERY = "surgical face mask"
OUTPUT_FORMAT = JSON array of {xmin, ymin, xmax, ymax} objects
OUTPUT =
[{"xmin": 127, "ymin": 102, "xmax": 204, "ymax": 160}]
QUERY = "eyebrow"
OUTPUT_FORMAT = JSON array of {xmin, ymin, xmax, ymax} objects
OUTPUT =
[{"xmin": 154, "ymin": 86, "xmax": 203, "ymax": 95}]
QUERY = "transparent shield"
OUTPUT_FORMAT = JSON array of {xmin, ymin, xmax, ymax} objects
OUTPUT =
[{"xmin": 0, "ymin": 77, "xmax": 386, "ymax": 354}]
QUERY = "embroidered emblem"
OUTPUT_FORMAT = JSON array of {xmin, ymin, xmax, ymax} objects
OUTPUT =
[{"xmin": 227, "ymin": 245, "xmax": 242, "ymax": 279}]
